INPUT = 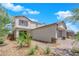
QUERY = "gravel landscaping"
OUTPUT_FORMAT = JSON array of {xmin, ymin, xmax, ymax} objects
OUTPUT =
[
  {"xmin": 0, "ymin": 39, "xmax": 31, "ymax": 56},
  {"xmin": 0, "ymin": 38, "xmax": 78, "ymax": 56}
]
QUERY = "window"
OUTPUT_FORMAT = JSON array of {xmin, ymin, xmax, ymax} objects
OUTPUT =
[{"xmin": 19, "ymin": 20, "xmax": 28, "ymax": 26}]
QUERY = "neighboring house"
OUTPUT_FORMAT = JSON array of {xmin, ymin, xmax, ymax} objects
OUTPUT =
[
  {"xmin": 67, "ymin": 30, "xmax": 75, "ymax": 39},
  {"xmin": 31, "ymin": 21, "xmax": 67, "ymax": 42},
  {"xmin": 13, "ymin": 16, "xmax": 70, "ymax": 43}
]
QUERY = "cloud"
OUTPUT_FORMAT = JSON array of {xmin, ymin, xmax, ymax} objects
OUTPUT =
[
  {"xmin": 1, "ymin": 3, "xmax": 24, "ymax": 12},
  {"xmin": 22, "ymin": 11, "xmax": 27, "ymax": 15},
  {"xmin": 22, "ymin": 9, "xmax": 40, "ymax": 15},
  {"xmin": 66, "ymin": 22, "xmax": 79, "ymax": 33},
  {"xmin": 25, "ymin": 9, "xmax": 40, "ymax": 15},
  {"xmin": 55, "ymin": 10, "xmax": 79, "ymax": 33},
  {"xmin": 29, "ymin": 18, "xmax": 38, "ymax": 22},
  {"xmin": 2, "ymin": 3, "xmax": 40, "ymax": 15},
  {"xmin": 55, "ymin": 10, "xmax": 72, "ymax": 20}
]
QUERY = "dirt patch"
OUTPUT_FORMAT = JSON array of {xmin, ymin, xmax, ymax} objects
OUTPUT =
[
  {"xmin": 0, "ymin": 39, "xmax": 74, "ymax": 56},
  {"xmin": 0, "ymin": 40, "xmax": 29, "ymax": 56}
]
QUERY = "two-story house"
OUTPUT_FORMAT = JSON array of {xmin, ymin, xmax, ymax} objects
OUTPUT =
[
  {"xmin": 13, "ymin": 16, "xmax": 68, "ymax": 43},
  {"xmin": 67, "ymin": 30, "xmax": 75, "ymax": 39},
  {"xmin": 13, "ymin": 16, "xmax": 43, "ymax": 39}
]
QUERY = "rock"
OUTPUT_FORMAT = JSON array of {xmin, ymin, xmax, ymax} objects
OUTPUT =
[{"xmin": 52, "ymin": 48, "xmax": 73, "ymax": 56}]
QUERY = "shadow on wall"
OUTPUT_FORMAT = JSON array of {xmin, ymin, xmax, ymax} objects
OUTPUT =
[
  {"xmin": 7, "ymin": 33, "xmax": 15, "ymax": 41},
  {"xmin": 51, "ymin": 37, "xmax": 57, "ymax": 43},
  {"xmin": 33, "ymin": 37, "xmax": 57, "ymax": 44}
]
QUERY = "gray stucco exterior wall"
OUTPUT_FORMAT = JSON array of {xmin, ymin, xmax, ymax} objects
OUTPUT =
[{"xmin": 31, "ymin": 25, "xmax": 57, "ymax": 42}]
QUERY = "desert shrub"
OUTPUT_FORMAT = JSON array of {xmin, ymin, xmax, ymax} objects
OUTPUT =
[
  {"xmin": 28, "ymin": 47, "xmax": 36, "ymax": 55},
  {"xmin": 75, "ymin": 32, "xmax": 79, "ymax": 41},
  {"xmin": 28, "ymin": 46, "xmax": 39, "ymax": 55},
  {"xmin": 71, "ymin": 47, "xmax": 79, "ymax": 53},
  {"xmin": 35, "ymin": 45, "xmax": 38, "ymax": 50},
  {"xmin": 0, "ymin": 39, "xmax": 4, "ymax": 44},
  {"xmin": 45, "ymin": 47, "xmax": 51, "ymax": 54}
]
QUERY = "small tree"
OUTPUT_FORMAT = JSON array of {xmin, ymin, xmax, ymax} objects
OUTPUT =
[
  {"xmin": 17, "ymin": 31, "xmax": 32, "ymax": 48},
  {"xmin": 65, "ymin": 8, "xmax": 79, "ymax": 23},
  {"xmin": 0, "ymin": 4, "xmax": 10, "ymax": 38},
  {"xmin": 65, "ymin": 8, "xmax": 79, "ymax": 45}
]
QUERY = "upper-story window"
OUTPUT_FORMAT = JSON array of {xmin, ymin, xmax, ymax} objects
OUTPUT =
[{"xmin": 19, "ymin": 20, "xmax": 28, "ymax": 26}]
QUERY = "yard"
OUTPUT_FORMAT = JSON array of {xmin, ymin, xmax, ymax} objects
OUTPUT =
[
  {"xmin": 0, "ymin": 3, "xmax": 79, "ymax": 56},
  {"xmin": 0, "ymin": 37, "xmax": 76, "ymax": 56},
  {"xmin": 0, "ymin": 39, "xmax": 28, "ymax": 56},
  {"xmin": 0, "ymin": 39, "xmax": 56, "ymax": 56}
]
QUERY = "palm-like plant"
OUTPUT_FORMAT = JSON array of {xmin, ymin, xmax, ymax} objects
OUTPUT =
[
  {"xmin": 26, "ymin": 32, "xmax": 32, "ymax": 47},
  {"xmin": 17, "ymin": 31, "xmax": 32, "ymax": 48},
  {"xmin": 65, "ymin": 8, "xmax": 79, "ymax": 47},
  {"xmin": 65, "ymin": 8, "xmax": 79, "ymax": 23}
]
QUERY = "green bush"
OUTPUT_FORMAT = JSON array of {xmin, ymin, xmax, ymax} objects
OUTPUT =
[
  {"xmin": 28, "ymin": 46, "xmax": 38, "ymax": 55},
  {"xmin": 28, "ymin": 47, "xmax": 36, "ymax": 55},
  {"xmin": 0, "ymin": 39, "xmax": 4, "ymax": 44},
  {"xmin": 45, "ymin": 47, "xmax": 51, "ymax": 54},
  {"xmin": 71, "ymin": 47, "xmax": 79, "ymax": 53},
  {"xmin": 17, "ymin": 31, "xmax": 32, "ymax": 48},
  {"xmin": 75, "ymin": 32, "xmax": 79, "ymax": 41},
  {"xmin": 35, "ymin": 45, "xmax": 38, "ymax": 50}
]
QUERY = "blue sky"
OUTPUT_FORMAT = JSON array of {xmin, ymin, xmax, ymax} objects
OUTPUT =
[{"xmin": 1, "ymin": 3, "xmax": 79, "ymax": 33}]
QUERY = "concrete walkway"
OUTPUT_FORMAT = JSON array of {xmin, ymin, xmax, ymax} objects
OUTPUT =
[
  {"xmin": 32, "ymin": 39, "xmax": 74, "ymax": 49},
  {"xmin": 57, "ymin": 39, "xmax": 74, "ymax": 49}
]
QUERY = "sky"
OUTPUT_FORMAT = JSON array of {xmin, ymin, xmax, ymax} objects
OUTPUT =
[{"xmin": 1, "ymin": 3, "xmax": 79, "ymax": 33}]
